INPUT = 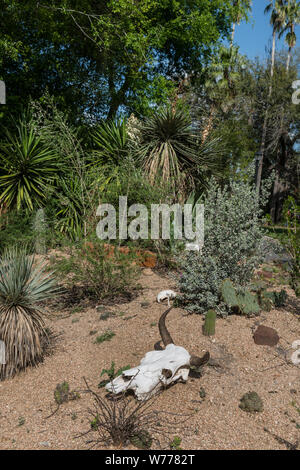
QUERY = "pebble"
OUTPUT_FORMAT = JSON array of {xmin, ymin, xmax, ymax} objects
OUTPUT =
[{"xmin": 40, "ymin": 441, "xmax": 51, "ymax": 447}]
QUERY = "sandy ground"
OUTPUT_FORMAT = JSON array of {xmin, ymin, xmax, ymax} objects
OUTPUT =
[{"xmin": 0, "ymin": 268, "xmax": 299, "ymax": 450}]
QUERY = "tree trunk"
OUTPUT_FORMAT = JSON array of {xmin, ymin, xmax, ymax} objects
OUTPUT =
[
  {"xmin": 201, "ymin": 106, "xmax": 216, "ymax": 143},
  {"xmin": 256, "ymin": 29, "xmax": 276, "ymax": 193},
  {"xmin": 231, "ymin": 22, "xmax": 236, "ymax": 47},
  {"xmin": 286, "ymin": 47, "xmax": 291, "ymax": 72}
]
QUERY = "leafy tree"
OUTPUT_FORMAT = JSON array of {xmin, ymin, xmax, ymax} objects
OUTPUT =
[{"xmin": 1, "ymin": 0, "xmax": 237, "ymax": 121}]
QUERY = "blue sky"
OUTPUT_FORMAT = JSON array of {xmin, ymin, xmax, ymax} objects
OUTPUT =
[{"xmin": 232, "ymin": 0, "xmax": 300, "ymax": 60}]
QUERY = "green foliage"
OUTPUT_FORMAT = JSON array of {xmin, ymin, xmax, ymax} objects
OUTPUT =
[
  {"xmin": 33, "ymin": 208, "xmax": 47, "ymax": 255},
  {"xmin": 203, "ymin": 309, "xmax": 216, "ymax": 336},
  {"xmin": 220, "ymin": 279, "xmax": 239, "ymax": 309},
  {"xmin": 0, "ymin": 246, "xmax": 58, "ymax": 380},
  {"xmin": 130, "ymin": 430, "xmax": 153, "ymax": 450},
  {"xmin": 170, "ymin": 436, "xmax": 182, "ymax": 450},
  {"xmin": 52, "ymin": 240, "xmax": 140, "ymax": 301},
  {"xmin": 263, "ymin": 289, "xmax": 288, "ymax": 308},
  {"xmin": 98, "ymin": 361, "xmax": 131, "ymax": 388},
  {"xmin": 92, "ymin": 119, "xmax": 130, "ymax": 166},
  {"xmin": 95, "ymin": 330, "xmax": 116, "ymax": 344},
  {"xmin": 282, "ymin": 197, "xmax": 300, "ymax": 297},
  {"xmin": 239, "ymin": 391, "xmax": 263, "ymax": 413},
  {"xmin": 136, "ymin": 106, "xmax": 223, "ymax": 195},
  {"xmin": 236, "ymin": 290, "xmax": 261, "ymax": 316},
  {"xmin": 54, "ymin": 381, "xmax": 80, "ymax": 405},
  {"xmin": 0, "ymin": 210, "xmax": 34, "ymax": 253},
  {"xmin": 220, "ymin": 279, "xmax": 260, "ymax": 315},
  {"xmin": 178, "ymin": 176, "xmax": 271, "ymax": 315},
  {"xmin": 0, "ymin": 113, "xmax": 59, "ymax": 211}
]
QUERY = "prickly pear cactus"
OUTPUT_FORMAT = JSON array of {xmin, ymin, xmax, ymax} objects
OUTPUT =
[
  {"xmin": 33, "ymin": 208, "xmax": 47, "ymax": 254},
  {"xmin": 220, "ymin": 279, "xmax": 239, "ymax": 310},
  {"xmin": 203, "ymin": 309, "xmax": 216, "ymax": 336},
  {"xmin": 236, "ymin": 290, "xmax": 261, "ymax": 316}
]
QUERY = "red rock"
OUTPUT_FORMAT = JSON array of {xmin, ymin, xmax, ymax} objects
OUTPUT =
[{"xmin": 253, "ymin": 325, "xmax": 279, "ymax": 346}]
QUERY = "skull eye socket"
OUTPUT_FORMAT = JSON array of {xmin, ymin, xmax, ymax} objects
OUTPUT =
[{"xmin": 162, "ymin": 369, "xmax": 172, "ymax": 379}]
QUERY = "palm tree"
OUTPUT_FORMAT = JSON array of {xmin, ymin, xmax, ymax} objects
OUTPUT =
[
  {"xmin": 279, "ymin": 0, "xmax": 300, "ymax": 71},
  {"xmin": 230, "ymin": 1, "xmax": 252, "ymax": 47},
  {"xmin": 256, "ymin": 0, "xmax": 286, "ymax": 192},
  {"xmin": 202, "ymin": 46, "xmax": 246, "ymax": 143}
]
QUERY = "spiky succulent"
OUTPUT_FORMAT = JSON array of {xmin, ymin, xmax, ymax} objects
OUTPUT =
[{"xmin": 0, "ymin": 247, "xmax": 59, "ymax": 380}]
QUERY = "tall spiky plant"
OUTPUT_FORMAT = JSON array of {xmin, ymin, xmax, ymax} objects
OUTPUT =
[
  {"xmin": 0, "ymin": 113, "xmax": 59, "ymax": 211},
  {"xmin": 0, "ymin": 247, "xmax": 59, "ymax": 380},
  {"xmin": 136, "ymin": 106, "xmax": 223, "ymax": 197}
]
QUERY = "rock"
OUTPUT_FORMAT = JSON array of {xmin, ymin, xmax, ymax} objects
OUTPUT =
[
  {"xmin": 257, "ymin": 236, "xmax": 293, "ymax": 265},
  {"xmin": 40, "ymin": 441, "xmax": 51, "ymax": 447},
  {"xmin": 143, "ymin": 268, "xmax": 153, "ymax": 276},
  {"xmin": 253, "ymin": 325, "xmax": 279, "ymax": 346},
  {"xmin": 239, "ymin": 391, "xmax": 263, "ymax": 413},
  {"xmin": 140, "ymin": 250, "xmax": 157, "ymax": 268}
]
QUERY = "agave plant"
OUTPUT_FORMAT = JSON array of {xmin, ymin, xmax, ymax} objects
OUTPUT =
[
  {"xmin": 0, "ymin": 247, "xmax": 59, "ymax": 380},
  {"xmin": 0, "ymin": 115, "xmax": 58, "ymax": 211},
  {"xmin": 135, "ymin": 106, "xmax": 223, "ymax": 195}
]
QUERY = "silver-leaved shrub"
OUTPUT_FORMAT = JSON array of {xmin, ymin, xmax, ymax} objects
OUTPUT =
[{"xmin": 178, "ymin": 175, "xmax": 272, "ymax": 315}]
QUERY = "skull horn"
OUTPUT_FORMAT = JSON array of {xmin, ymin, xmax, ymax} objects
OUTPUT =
[{"xmin": 158, "ymin": 306, "xmax": 210, "ymax": 367}]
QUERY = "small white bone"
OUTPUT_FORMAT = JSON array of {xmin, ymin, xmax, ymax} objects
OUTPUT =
[
  {"xmin": 157, "ymin": 290, "xmax": 177, "ymax": 306},
  {"xmin": 291, "ymin": 340, "xmax": 300, "ymax": 350}
]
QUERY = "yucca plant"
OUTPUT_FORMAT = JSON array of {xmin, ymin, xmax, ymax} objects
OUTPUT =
[
  {"xmin": 0, "ymin": 114, "xmax": 58, "ymax": 211},
  {"xmin": 0, "ymin": 247, "xmax": 59, "ymax": 380},
  {"xmin": 135, "ymin": 106, "xmax": 223, "ymax": 196},
  {"xmin": 92, "ymin": 118, "xmax": 130, "ymax": 166}
]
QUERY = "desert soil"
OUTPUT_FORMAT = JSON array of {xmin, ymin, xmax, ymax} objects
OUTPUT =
[{"xmin": 0, "ymin": 268, "xmax": 299, "ymax": 450}]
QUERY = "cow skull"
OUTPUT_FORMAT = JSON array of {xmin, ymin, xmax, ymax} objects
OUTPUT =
[{"xmin": 106, "ymin": 307, "xmax": 209, "ymax": 400}]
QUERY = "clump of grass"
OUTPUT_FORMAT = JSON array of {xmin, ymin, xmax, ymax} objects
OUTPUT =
[
  {"xmin": 95, "ymin": 330, "xmax": 115, "ymax": 344},
  {"xmin": 54, "ymin": 381, "xmax": 80, "ymax": 405},
  {"xmin": 46, "ymin": 381, "xmax": 80, "ymax": 419}
]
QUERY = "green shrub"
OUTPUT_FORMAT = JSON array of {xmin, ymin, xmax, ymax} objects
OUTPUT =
[
  {"xmin": 178, "ymin": 177, "xmax": 271, "ymax": 315},
  {"xmin": 52, "ymin": 239, "xmax": 140, "ymax": 301}
]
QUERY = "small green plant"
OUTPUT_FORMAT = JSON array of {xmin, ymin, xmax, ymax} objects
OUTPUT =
[
  {"xmin": 203, "ymin": 310, "xmax": 216, "ymax": 336},
  {"xmin": 95, "ymin": 330, "xmax": 115, "ymax": 344},
  {"xmin": 239, "ymin": 392, "xmax": 263, "ymax": 413},
  {"xmin": 170, "ymin": 436, "xmax": 182, "ymax": 450},
  {"xmin": 130, "ymin": 430, "xmax": 153, "ymax": 449},
  {"xmin": 98, "ymin": 362, "xmax": 131, "ymax": 388},
  {"xmin": 54, "ymin": 381, "xmax": 80, "ymax": 405},
  {"xmin": 18, "ymin": 416, "xmax": 25, "ymax": 427}
]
